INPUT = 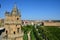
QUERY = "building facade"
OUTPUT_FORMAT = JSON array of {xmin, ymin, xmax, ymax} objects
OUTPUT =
[{"xmin": 3, "ymin": 4, "xmax": 23, "ymax": 40}]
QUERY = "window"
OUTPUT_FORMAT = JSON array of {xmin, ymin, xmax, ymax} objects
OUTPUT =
[
  {"xmin": 6, "ymin": 30, "xmax": 8, "ymax": 34},
  {"xmin": 14, "ymin": 31, "xmax": 15, "ymax": 34},
  {"xmin": 17, "ymin": 28, "xmax": 19, "ymax": 33},
  {"xmin": 16, "ymin": 25, "xmax": 17, "ymax": 26},
  {"xmin": 17, "ymin": 18, "xmax": 19, "ymax": 20}
]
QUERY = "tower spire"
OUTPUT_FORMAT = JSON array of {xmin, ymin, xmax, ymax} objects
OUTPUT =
[
  {"xmin": 13, "ymin": 3, "xmax": 17, "ymax": 12},
  {"xmin": 14, "ymin": 3, "xmax": 17, "ymax": 9},
  {"xmin": 11, "ymin": 3, "xmax": 20, "ymax": 16}
]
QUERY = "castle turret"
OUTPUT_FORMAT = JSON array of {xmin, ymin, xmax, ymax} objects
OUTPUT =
[{"xmin": 3, "ymin": 4, "xmax": 23, "ymax": 40}]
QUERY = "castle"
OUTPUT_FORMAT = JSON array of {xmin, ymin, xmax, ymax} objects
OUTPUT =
[{"xmin": 2, "ymin": 4, "xmax": 23, "ymax": 40}]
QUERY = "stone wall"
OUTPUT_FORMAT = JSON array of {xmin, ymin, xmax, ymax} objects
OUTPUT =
[{"xmin": 44, "ymin": 22, "xmax": 60, "ymax": 26}]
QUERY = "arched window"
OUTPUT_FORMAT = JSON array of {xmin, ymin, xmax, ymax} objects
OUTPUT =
[
  {"xmin": 14, "ymin": 31, "xmax": 15, "ymax": 34},
  {"xmin": 6, "ymin": 30, "xmax": 8, "ymax": 34},
  {"xmin": 17, "ymin": 18, "xmax": 19, "ymax": 20},
  {"xmin": 17, "ymin": 28, "xmax": 19, "ymax": 33}
]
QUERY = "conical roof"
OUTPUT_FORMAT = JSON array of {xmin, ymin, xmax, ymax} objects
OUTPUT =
[{"xmin": 11, "ymin": 4, "xmax": 21, "ymax": 16}]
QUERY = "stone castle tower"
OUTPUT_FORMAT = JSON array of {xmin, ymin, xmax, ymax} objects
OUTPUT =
[{"xmin": 3, "ymin": 4, "xmax": 23, "ymax": 40}]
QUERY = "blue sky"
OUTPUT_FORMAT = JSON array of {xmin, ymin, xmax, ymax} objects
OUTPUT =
[{"xmin": 0, "ymin": 0, "xmax": 60, "ymax": 20}]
